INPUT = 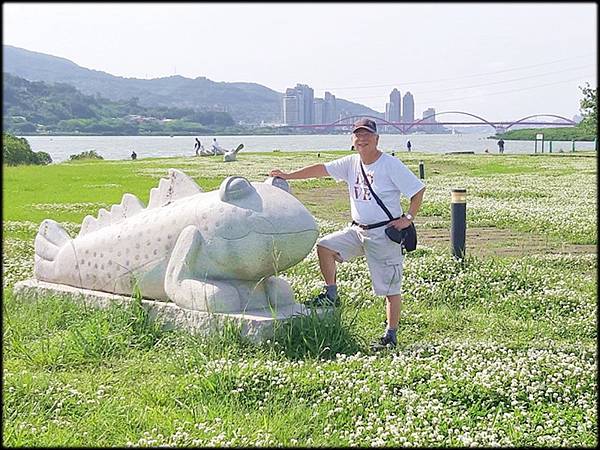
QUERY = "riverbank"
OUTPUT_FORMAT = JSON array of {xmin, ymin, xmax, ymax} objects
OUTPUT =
[
  {"xmin": 20, "ymin": 133, "xmax": 598, "ymax": 163},
  {"xmin": 495, "ymin": 126, "xmax": 596, "ymax": 141}
]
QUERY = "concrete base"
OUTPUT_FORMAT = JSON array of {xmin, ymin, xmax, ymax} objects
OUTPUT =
[{"xmin": 12, "ymin": 279, "xmax": 318, "ymax": 343}]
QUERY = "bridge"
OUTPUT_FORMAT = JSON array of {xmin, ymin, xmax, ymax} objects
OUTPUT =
[{"xmin": 279, "ymin": 111, "xmax": 577, "ymax": 134}]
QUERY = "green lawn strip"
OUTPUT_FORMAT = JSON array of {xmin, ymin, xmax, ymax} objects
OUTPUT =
[
  {"xmin": 3, "ymin": 329, "xmax": 595, "ymax": 446},
  {"xmin": 3, "ymin": 151, "xmax": 594, "ymax": 218},
  {"xmin": 3, "ymin": 152, "xmax": 596, "ymax": 244}
]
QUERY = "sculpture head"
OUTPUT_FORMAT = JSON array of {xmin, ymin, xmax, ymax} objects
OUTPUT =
[{"xmin": 198, "ymin": 176, "xmax": 319, "ymax": 280}]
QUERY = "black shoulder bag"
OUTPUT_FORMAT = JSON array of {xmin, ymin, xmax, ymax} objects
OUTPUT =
[{"xmin": 360, "ymin": 163, "xmax": 417, "ymax": 253}]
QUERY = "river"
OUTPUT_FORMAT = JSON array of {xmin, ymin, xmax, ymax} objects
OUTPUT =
[{"xmin": 22, "ymin": 133, "xmax": 595, "ymax": 163}]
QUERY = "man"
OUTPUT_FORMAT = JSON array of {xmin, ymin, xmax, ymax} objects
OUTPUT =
[
  {"xmin": 497, "ymin": 138, "xmax": 505, "ymax": 154},
  {"xmin": 212, "ymin": 138, "xmax": 224, "ymax": 155},
  {"xmin": 407, "ymin": 140, "xmax": 412, "ymax": 152},
  {"xmin": 194, "ymin": 138, "xmax": 202, "ymax": 156},
  {"xmin": 270, "ymin": 118, "xmax": 426, "ymax": 349}
]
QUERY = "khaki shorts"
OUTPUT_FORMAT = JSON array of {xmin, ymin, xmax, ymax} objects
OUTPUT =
[{"xmin": 317, "ymin": 224, "xmax": 405, "ymax": 296}]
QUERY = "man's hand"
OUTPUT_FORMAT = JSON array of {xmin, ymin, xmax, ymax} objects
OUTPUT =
[
  {"xmin": 388, "ymin": 216, "xmax": 413, "ymax": 230},
  {"xmin": 270, "ymin": 169, "xmax": 289, "ymax": 179},
  {"xmin": 269, "ymin": 164, "xmax": 327, "ymax": 181}
]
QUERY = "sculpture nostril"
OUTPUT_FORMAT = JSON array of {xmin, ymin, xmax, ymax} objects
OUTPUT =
[{"xmin": 264, "ymin": 176, "xmax": 291, "ymax": 193}]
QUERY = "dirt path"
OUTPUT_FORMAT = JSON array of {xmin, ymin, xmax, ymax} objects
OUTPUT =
[
  {"xmin": 295, "ymin": 185, "xmax": 596, "ymax": 258},
  {"xmin": 419, "ymin": 226, "xmax": 596, "ymax": 258}
]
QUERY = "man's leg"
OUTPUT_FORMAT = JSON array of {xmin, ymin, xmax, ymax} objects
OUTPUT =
[
  {"xmin": 314, "ymin": 244, "xmax": 343, "ymax": 303},
  {"xmin": 382, "ymin": 294, "xmax": 402, "ymax": 345},
  {"xmin": 316, "ymin": 244, "xmax": 342, "ymax": 285},
  {"xmin": 306, "ymin": 229, "xmax": 361, "ymax": 307},
  {"xmin": 364, "ymin": 231, "xmax": 404, "ymax": 348},
  {"xmin": 385, "ymin": 294, "xmax": 402, "ymax": 329}
]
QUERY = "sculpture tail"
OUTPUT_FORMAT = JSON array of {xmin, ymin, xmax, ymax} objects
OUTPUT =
[{"xmin": 34, "ymin": 219, "xmax": 71, "ymax": 281}]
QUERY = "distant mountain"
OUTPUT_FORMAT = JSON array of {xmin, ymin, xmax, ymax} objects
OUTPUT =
[
  {"xmin": 3, "ymin": 45, "xmax": 382, "ymax": 124},
  {"xmin": 2, "ymin": 72, "xmax": 237, "ymax": 135}
]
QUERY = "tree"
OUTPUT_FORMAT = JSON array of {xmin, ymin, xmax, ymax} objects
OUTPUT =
[
  {"xmin": 579, "ymin": 82, "xmax": 597, "ymax": 134},
  {"xmin": 2, "ymin": 132, "xmax": 52, "ymax": 166}
]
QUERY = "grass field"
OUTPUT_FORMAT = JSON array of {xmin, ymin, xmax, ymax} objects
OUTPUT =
[{"xmin": 2, "ymin": 150, "xmax": 597, "ymax": 447}]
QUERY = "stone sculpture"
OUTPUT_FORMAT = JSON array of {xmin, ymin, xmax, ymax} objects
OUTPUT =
[
  {"xmin": 223, "ymin": 144, "xmax": 244, "ymax": 162},
  {"xmin": 198, "ymin": 146, "xmax": 214, "ymax": 156},
  {"xmin": 33, "ymin": 169, "xmax": 319, "ymax": 313}
]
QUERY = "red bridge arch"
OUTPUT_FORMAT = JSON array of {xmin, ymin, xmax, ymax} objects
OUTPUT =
[{"xmin": 281, "ymin": 111, "xmax": 577, "ymax": 134}]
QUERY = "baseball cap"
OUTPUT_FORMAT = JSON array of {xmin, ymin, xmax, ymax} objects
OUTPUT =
[{"xmin": 352, "ymin": 118, "xmax": 377, "ymax": 134}]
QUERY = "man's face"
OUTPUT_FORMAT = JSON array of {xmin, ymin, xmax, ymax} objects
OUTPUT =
[{"xmin": 352, "ymin": 129, "xmax": 378, "ymax": 150}]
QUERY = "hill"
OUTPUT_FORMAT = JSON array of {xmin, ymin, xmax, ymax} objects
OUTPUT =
[
  {"xmin": 2, "ymin": 72, "xmax": 236, "ymax": 135},
  {"xmin": 3, "ymin": 45, "xmax": 382, "ymax": 124}
]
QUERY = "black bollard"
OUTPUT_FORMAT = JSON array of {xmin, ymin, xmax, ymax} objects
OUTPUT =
[
  {"xmin": 419, "ymin": 161, "xmax": 425, "ymax": 179},
  {"xmin": 451, "ymin": 188, "xmax": 467, "ymax": 259}
]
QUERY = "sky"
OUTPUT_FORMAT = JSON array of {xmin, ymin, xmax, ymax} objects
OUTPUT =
[{"xmin": 3, "ymin": 2, "xmax": 597, "ymax": 121}]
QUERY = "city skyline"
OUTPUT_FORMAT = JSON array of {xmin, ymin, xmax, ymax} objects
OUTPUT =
[
  {"xmin": 283, "ymin": 83, "xmax": 443, "ymax": 130},
  {"xmin": 3, "ymin": 3, "xmax": 597, "ymax": 120}
]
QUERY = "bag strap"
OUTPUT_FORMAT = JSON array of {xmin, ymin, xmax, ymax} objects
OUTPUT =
[{"xmin": 360, "ymin": 162, "xmax": 394, "ymax": 221}]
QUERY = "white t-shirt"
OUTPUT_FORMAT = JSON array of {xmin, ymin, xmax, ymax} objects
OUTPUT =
[{"xmin": 324, "ymin": 152, "xmax": 425, "ymax": 224}]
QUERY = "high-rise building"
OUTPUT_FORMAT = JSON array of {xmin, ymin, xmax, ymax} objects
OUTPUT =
[
  {"xmin": 282, "ymin": 83, "xmax": 315, "ymax": 125},
  {"xmin": 313, "ymin": 98, "xmax": 324, "ymax": 125},
  {"xmin": 402, "ymin": 91, "xmax": 414, "ymax": 124},
  {"xmin": 422, "ymin": 108, "xmax": 436, "ymax": 123},
  {"xmin": 323, "ymin": 91, "xmax": 337, "ymax": 124},
  {"xmin": 383, "ymin": 103, "xmax": 391, "ymax": 133},
  {"xmin": 422, "ymin": 107, "xmax": 437, "ymax": 133},
  {"xmin": 283, "ymin": 92, "xmax": 299, "ymax": 126},
  {"xmin": 296, "ymin": 90, "xmax": 305, "ymax": 125},
  {"xmin": 295, "ymin": 83, "xmax": 314, "ymax": 125},
  {"xmin": 389, "ymin": 88, "xmax": 401, "ymax": 123}
]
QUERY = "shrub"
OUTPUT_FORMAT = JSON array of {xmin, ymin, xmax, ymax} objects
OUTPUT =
[
  {"xmin": 69, "ymin": 150, "xmax": 104, "ymax": 160},
  {"xmin": 34, "ymin": 151, "xmax": 53, "ymax": 165},
  {"xmin": 2, "ymin": 132, "xmax": 53, "ymax": 166}
]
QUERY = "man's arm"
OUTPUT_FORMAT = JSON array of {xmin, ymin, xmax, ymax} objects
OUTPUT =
[
  {"xmin": 270, "ymin": 163, "xmax": 328, "ymax": 180},
  {"xmin": 389, "ymin": 186, "xmax": 426, "ymax": 230},
  {"xmin": 406, "ymin": 186, "xmax": 426, "ymax": 218}
]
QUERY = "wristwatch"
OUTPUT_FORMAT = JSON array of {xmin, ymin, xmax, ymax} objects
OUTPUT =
[{"xmin": 405, "ymin": 213, "xmax": 414, "ymax": 221}]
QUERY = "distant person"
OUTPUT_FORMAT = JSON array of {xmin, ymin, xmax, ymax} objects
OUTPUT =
[
  {"xmin": 212, "ymin": 138, "xmax": 225, "ymax": 155},
  {"xmin": 131, "ymin": 150, "xmax": 137, "ymax": 160},
  {"xmin": 406, "ymin": 140, "xmax": 412, "ymax": 152},
  {"xmin": 497, "ymin": 138, "xmax": 505, "ymax": 154},
  {"xmin": 194, "ymin": 138, "xmax": 202, "ymax": 156}
]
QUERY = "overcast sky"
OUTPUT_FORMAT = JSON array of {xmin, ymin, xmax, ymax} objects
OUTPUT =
[{"xmin": 3, "ymin": 2, "xmax": 597, "ymax": 121}]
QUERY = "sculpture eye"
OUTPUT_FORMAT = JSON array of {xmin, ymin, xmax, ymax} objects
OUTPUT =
[
  {"xmin": 219, "ymin": 176, "xmax": 256, "ymax": 202},
  {"xmin": 264, "ymin": 176, "xmax": 291, "ymax": 193}
]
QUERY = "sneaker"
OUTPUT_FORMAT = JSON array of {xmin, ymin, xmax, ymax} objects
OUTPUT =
[
  {"xmin": 371, "ymin": 334, "xmax": 397, "ymax": 351},
  {"xmin": 305, "ymin": 290, "xmax": 341, "ymax": 308}
]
